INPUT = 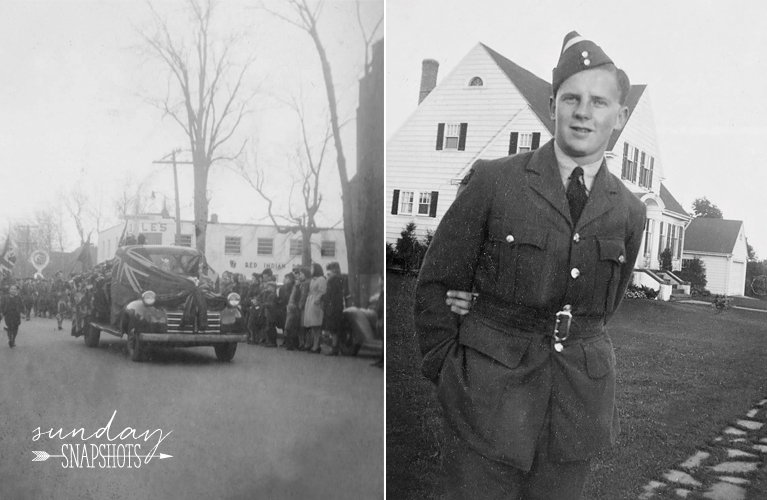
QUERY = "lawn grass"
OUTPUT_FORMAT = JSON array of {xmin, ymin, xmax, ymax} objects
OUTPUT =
[{"xmin": 386, "ymin": 272, "xmax": 767, "ymax": 500}]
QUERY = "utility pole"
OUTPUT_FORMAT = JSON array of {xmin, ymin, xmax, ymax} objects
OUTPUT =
[{"xmin": 153, "ymin": 149, "xmax": 193, "ymax": 243}]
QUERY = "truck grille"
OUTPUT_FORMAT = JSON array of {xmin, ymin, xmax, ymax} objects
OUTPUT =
[{"xmin": 166, "ymin": 311, "xmax": 221, "ymax": 334}]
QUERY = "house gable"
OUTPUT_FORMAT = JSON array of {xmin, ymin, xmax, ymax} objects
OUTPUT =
[{"xmin": 386, "ymin": 43, "xmax": 550, "ymax": 241}]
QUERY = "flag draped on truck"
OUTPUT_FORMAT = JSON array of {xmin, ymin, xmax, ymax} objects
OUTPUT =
[{"xmin": 110, "ymin": 246, "xmax": 226, "ymax": 328}]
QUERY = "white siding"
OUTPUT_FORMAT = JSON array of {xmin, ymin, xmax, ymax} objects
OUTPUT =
[{"xmin": 684, "ymin": 253, "xmax": 728, "ymax": 295}]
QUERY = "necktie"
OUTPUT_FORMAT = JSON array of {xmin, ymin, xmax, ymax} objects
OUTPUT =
[{"xmin": 567, "ymin": 166, "xmax": 588, "ymax": 224}]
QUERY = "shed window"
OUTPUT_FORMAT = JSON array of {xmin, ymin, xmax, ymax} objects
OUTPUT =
[
  {"xmin": 225, "ymin": 236, "xmax": 241, "ymax": 255},
  {"xmin": 257, "ymin": 238, "xmax": 273, "ymax": 256}
]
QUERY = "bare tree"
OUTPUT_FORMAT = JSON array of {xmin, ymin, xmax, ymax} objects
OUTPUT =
[
  {"xmin": 33, "ymin": 205, "xmax": 67, "ymax": 254},
  {"xmin": 112, "ymin": 171, "xmax": 155, "ymax": 218},
  {"xmin": 61, "ymin": 187, "xmax": 93, "ymax": 246},
  {"xmin": 262, "ymin": 0, "xmax": 382, "ymax": 304},
  {"xmin": 138, "ymin": 0, "xmax": 257, "ymax": 253},
  {"xmin": 239, "ymin": 97, "xmax": 331, "ymax": 267}
]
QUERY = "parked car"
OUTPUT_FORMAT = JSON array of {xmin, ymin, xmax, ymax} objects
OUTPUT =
[{"xmin": 72, "ymin": 245, "xmax": 247, "ymax": 362}]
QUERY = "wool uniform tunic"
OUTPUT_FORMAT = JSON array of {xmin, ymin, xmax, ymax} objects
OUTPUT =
[{"xmin": 414, "ymin": 140, "xmax": 646, "ymax": 471}]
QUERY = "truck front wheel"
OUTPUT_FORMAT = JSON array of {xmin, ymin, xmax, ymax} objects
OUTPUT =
[{"xmin": 214, "ymin": 343, "xmax": 237, "ymax": 362}]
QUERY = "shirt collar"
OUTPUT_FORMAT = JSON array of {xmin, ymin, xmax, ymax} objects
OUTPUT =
[{"xmin": 554, "ymin": 141, "xmax": 604, "ymax": 192}]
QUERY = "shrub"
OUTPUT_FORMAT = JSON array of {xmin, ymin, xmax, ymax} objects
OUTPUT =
[
  {"xmin": 391, "ymin": 222, "xmax": 428, "ymax": 274},
  {"xmin": 624, "ymin": 284, "xmax": 659, "ymax": 300},
  {"xmin": 690, "ymin": 285, "xmax": 711, "ymax": 298},
  {"xmin": 678, "ymin": 257, "xmax": 707, "ymax": 288},
  {"xmin": 712, "ymin": 294, "xmax": 732, "ymax": 313},
  {"xmin": 659, "ymin": 248, "xmax": 673, "ymax": 272}
]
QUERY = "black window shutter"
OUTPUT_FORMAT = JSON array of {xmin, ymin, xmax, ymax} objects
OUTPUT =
[
  {"xmin": 458, "ymin": 123, "xmax": 468, "ymax": 151},
  {"xmin": 436, "ymin": 123, "xmax": 445, "ymax": 150},
  {"xmin": 508, "ymin": 132, "xmax": 518, "ymax": 155},
  {"xmin": 391, "ymin": 189, "xmax": 400, "ymax": 215},
  {"xmin": 429, "ymin": 191, "xmax": 439, "ymax": 217},
  {"xmin": 531, "ymin": 132, "xmax": 541, "ymax": 150}
]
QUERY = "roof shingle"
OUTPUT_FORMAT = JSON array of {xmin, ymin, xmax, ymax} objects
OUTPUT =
[{"xmin": 684, "ymin": 218, "xmax": 743, "ymax": 255}]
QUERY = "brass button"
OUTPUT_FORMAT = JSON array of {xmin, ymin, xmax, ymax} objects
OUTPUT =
[
  {"xmin": 571, "ymin": 268, "xmax": 580, "ymax": 279},
  {"xmin": 618, "ymin": 255, "xmax": 626, "ymax": 264},
  {"xmin": 584, "ymin": 58, "xmax": 591, "ymax": 66},
  {"xmin": 506, "ymin": 234, "xmax": 514, "ymax": 243},
  {"xmin": 573, "ymin": 233, "xmax": 580, "ymax": 243},
  {"xmin": 581, "ymin": 51, "xmax": 589, "ymax": 57}
]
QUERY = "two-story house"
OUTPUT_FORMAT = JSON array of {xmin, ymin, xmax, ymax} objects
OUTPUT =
[{"xmin": 387, "ymin": 42, "xmax": 691, "ymax": 282}]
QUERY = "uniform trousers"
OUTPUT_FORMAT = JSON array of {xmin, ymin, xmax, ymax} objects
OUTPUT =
[{"xmin": 440, "ymin": 408, "xmax": 590, "ymax": 500}]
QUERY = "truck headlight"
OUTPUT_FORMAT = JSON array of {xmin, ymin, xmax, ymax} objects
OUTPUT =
[
  {"xmin": 142, "ymin": 291, "xmax": 156, "ymax": 307},
  {"xmin": 227, "ymin": 293, "xmax": 240, "ymax": 308}
]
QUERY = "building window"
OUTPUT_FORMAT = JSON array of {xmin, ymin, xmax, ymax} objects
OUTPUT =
[
  {"xmin": 468, "ymin": 76, "xmax": 483, "ymax": 87},
  {"xmin": 444, "ymin": 123, "xmax": 460, "ymax": 149},
  {"xmin": 670, "ymin": 225, "xmax": 679, "ymax": 260},
  {"xmin": 225, "ymin": 236, "xmax": 241, "ymax": 255},
  {"xmin": 436, "ymin": 122, "xmax": 468, "ymax": 151},
  {"xmin": 321, "ymin": 241, "xmax": 336, "ymax": 257},
  {"xmin": 174, "ymin": 234, "xmax": 192, "ymax": 247},
  {"xmin": 140, "ymin": 233, "xmax": 163, "ymax": 245},
  {"xmin": 639, "ymin": 154, "xmax": 655, "ymax": 189},
  {"xmin": 391, "ymin": 189, "xmax": 439, "ymax": 218},
  {"xmin": 517, "ymin": 133, "xmax": 532, "ymax": 154},
  {"xmin": 682, "ymin": 258, "xmax": 694, "ymax": 269},
  {"xmin": 399, "ymin": 190, "xmax": 414, "ymax": 215},
  {"xmin": 417, "ymin": 192, "xmax": 432, "ymax": 215},
  {"xmin": 257, "ymin": 238, "xmax": 273, "ymax": 256},
  {"xmin": 622, "ymin": 143, "xmax": 638, "ymax": 182},
  {"xmin": 657, "ymin": 222, "xmax": 666, "ymax": 257},
  {"xmin": 290, "ymin": 239, "xmax": 302, "ymax": 256},
  {"xmin": 509, "ymin": 132, "xmax": 541, "ymax": 155},
  {"xmin": 643, "ymin": 219, "xmax": 654, "ymax": 257}
]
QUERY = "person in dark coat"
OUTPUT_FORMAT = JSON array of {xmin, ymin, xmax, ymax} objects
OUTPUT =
[
  {"xmin": 261, "ymin": 281, "xmax": 279, "ymax": 347},
  {"xmin": 414, "ymin": 31, "xmax": 646, "ymax": 499},
  {"xmin": 321, "ymin": 262, "xmax": 346, "ymax": 356},
  {"xmin": 1, "ymin": 284, "xmax": 26, "ymax": 347},
  {"xmin": 283, "ymin": 273, "xmax": 302, "ymax": 351},
  {"xmin": 277, "ymin": 273, "xmax": 295, "ymax": 348}
]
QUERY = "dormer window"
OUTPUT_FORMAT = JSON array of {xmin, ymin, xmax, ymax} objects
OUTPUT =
[{"xmin": 469, "ymin": 76, "xmax": 483, "ymax": 87}]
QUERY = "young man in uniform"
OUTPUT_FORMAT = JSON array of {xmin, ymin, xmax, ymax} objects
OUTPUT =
[
  {"xmin": 1, "ymin": 285, "xmax": 26, "ymax": 347},
  {"xmin": 414, "ymin": 32, "xmax": 646, "ymax": 499}
]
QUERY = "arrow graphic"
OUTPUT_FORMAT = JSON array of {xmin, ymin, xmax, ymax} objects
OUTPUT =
[{"xmin": 32, "ymin": 451, "xmax": 173, "ymax": 462}]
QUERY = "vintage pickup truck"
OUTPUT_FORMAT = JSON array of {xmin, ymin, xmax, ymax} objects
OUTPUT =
[{"xmin": 72, "ymin": 245, "xmax": 247, "ymax": 362}]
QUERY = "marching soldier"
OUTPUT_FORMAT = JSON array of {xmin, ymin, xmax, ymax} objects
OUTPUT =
[{"xmin": 1, "ymin": 284, "xmax": 26, "ymax": 347}]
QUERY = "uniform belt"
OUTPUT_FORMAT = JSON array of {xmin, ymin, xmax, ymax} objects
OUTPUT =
[{"xmin": 472, "ymin": 295, "xmax": 605, "ymax": 340}]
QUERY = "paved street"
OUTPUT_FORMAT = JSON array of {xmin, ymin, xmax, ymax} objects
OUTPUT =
[{"xmin": 0, "ymin": 316, "xmax": 384, "ymax": 500}]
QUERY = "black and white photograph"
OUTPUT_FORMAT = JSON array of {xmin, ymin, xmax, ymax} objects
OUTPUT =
[
  {"xmin": 0, "ymin": 0, "xmax": 383, "ymax": 498},
  {"xmin": 386, "ymin": 1, "xmax": 767, "ymax": 499}
]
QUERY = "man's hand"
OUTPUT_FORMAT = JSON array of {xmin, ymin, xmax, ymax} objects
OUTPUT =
[{"xmin": 445, "ymin": 290, "xmax": 476, "ymax": 316}]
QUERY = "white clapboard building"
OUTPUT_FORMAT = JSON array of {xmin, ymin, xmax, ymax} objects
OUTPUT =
[
  {"xmin": 683, "ymin": 218, "xmax": 748, "ymax": 296},
  {"xmin": 387, "ymin": 42, "xmax": 692, "ymax": 279},
  {"xmin": 98, "ymin": 213, "xmax": 347, "ymax": 278}
]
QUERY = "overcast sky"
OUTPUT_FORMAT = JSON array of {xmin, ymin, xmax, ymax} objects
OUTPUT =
[
  {"xmin": 386, "ymin": 0, "xmax": 767, "ymax": 257},
  {"xmin": 0, "ymin": 0, "xmax": 381, "ymax": 252}
]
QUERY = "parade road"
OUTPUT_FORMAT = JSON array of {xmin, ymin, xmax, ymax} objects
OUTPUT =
[{"xmin": 0, "ymin": 317, "xmax": 384, "ymax": 499}]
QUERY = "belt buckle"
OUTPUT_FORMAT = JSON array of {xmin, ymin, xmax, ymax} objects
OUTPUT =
[{"xmin": 553, "ymin": 305, "xmax": 572, "ymax": 353}]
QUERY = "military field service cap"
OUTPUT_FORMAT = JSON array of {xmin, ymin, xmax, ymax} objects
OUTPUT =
[{"xmin": 552, "ymin": 31, "xmax": 614, "ymax": 97}]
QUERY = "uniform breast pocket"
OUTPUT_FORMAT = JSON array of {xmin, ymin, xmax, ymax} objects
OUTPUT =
[
  {"xmin": 594, "ymin": 238, "xmax": 627, "ymax": 311},
  {"xmin": 484, "ymin": 218, "xmax": 548, "ymax": 302}
]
